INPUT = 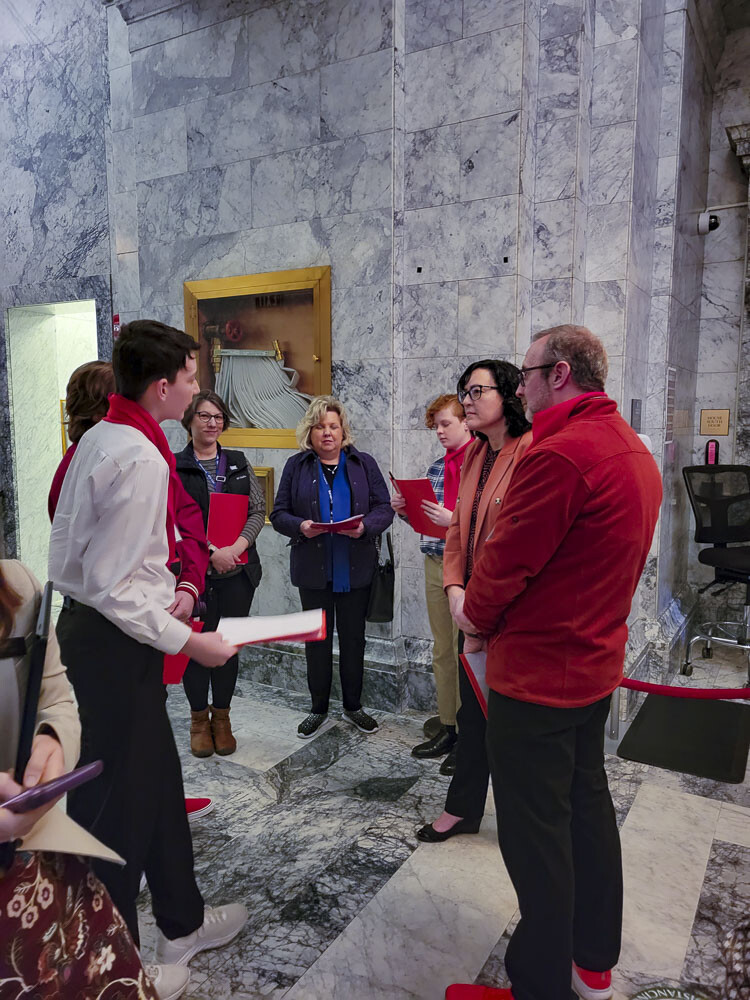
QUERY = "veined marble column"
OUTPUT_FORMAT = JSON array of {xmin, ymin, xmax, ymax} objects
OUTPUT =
[{"xmin": 726, "ymin": 124, "xmax": 750, "ymax": 463}]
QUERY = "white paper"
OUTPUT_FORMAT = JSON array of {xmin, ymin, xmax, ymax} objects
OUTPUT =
[{"xmin": 217, "ymin": 609, "xmax": 325, "ymax": 646}]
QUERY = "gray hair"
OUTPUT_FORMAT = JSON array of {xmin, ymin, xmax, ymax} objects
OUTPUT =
[
  {"xmin": 296, "ymin": 395, "xmax": 355, "ymax": 451},
  {"xmin": 531, "ymin": 324, "xmax": 608, "ymax": 392}
]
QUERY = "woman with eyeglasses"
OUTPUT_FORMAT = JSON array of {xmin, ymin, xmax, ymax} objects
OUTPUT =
[
  {"xmin": 176, "ymin": 390, "xmax": 265, "ymax": 757},
  {"xmin": 416, "ymin": 359, "xmax": 532, "ymax": 843}
]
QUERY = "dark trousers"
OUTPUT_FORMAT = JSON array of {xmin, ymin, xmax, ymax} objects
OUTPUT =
[
  {"xmin": 183, "ymin": 572, "xmax": 255, "ymax": 711},
  {"xmin": 445, "ymin": 633, "xmax": 489, "ymax": 820},
  {"xmin": 57, "ymin": 603, "xmax": 204, "ymax": 946},
  {"xmin": 298, "ymin": 585, "xmax": 370, "ymax": 714},
  {"xmin": 486, "ymin": 690, "xmax": 622, "ymax": 1000}
]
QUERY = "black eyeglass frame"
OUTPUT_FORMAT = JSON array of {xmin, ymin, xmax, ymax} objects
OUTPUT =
[
  {"xmin": 518, "ymin": 363, "xmax": 556, "ymax": 386},
  {"xmin": 457, "ymin": 384, "xmax": 501, "ymax": 403},
  {"xmin": 195, "ymin": 412, "xmax": 226, "ymax": 425}
]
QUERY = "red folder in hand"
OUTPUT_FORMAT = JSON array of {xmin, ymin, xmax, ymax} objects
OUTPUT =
[
  {"xmin": 391, "ymin": 476, "xmax": 447, "ymax": 539},
  {"xmin": 207, "ymin": 492, "xmax": 249, "ymax": 564},
  {"xmin": 163, "ymin": 620, "xmax": 204, "ymax": 684}
]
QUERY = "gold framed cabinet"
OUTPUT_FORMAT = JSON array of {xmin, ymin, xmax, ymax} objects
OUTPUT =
[{"xmin": 184, "ymin": 266, "xmax": 332, "ymax": 449}]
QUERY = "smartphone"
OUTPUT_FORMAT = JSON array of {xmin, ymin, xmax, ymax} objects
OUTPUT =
[{"xmin": 2, "ymin": 760, "xmax": 103, "ymax": 814}]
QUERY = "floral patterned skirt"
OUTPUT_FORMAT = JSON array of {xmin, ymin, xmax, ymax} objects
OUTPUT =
[{"xmin": 0, "ymin": 850, "xmax": 158, "ymax": 1000}]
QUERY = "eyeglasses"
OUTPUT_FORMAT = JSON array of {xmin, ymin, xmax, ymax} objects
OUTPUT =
[
  {"xmin": 518, "ymin": 363, "xmax": 555, "ymax": 386},
  {"xmin": 458, "ymin": 385, "xmax": 500, "ymax": 403},
  {"xmin": 195, "ymin": 412, "xmax": 224, "ymax": 425}
]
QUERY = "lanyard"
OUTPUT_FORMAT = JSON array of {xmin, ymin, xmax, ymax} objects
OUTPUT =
[
  {"xmin": 320, "ymin": 462, "xmax": 337, "ymax": 522},
  {"xmin": 194, "ymin": 449, "xmax": 227, "ymax": 493}
]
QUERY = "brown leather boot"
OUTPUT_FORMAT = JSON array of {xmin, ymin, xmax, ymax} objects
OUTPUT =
[
  {"xmin": 190, "ymin": 708, "xmax": 214, "ymax": 758},
  {"xmin": 210, "ymin": 705, "xmax": 236, "ymax": 756}
]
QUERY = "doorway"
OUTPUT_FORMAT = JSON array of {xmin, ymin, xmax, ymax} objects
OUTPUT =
[{"xmin": 6, "ymin": 299, "xmax": 98, "ymax": 586}]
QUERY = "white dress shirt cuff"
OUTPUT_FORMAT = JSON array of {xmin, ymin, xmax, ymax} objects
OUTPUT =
[{"xmin": 160, "ymin": 615, "xmax": 193, "ymax": 656}]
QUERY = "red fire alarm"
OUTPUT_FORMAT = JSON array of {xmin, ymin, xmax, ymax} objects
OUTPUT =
[{"xmin": 113, "ymin": 313, "xmax": 121, "ymax": 339}]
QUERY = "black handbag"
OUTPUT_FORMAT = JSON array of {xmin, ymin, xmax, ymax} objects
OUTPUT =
[{"xmin": 367, "ymin": 532, "xmax": 394, "ymax": 623}]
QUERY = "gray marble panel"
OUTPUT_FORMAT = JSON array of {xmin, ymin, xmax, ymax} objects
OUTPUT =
[
  {"xmin": 516, "ymin": 273, "xmax": 532, "ymax": 351},
  {"xmin": 662, "ymin": 11, "xmax": 684, "ymax": 87},
  {"xmin": 698, "ymin": 316, "xmax": 740, "ymax": 376},
  {"xmin": 457, "ymin": 276, "xmax": 518, "ymax": 357},
  {"xmin": 464, "ymin": 0, "xmax": 526, "ymax": 33},
  {"xmin": 131, "ymin": 17, "xmax": 249, "ymax": 116},
  {"xmin": 589, "ymin": 122, "xmax": 634, "ymax": 204},
  {"xmin": 700, "ymin": 258, "xmax": 744, "ymax": 351},
  {"xmin": 460, "ymin": 112, "xmax": 522, "ymax": 202},
  {"xmin": 635, "ymin": 44, "xmax": 662, "ymax": 160},
  {"xmin": 533, "ymin": 197, "xmax": 575, "ymax": 280},
  {"xmin": 250, "ymin": 146, "xmax": 318, "ymax": 228},
  {"xmin": 535, "ymin": 116, "xmax": 578, "ymax": 201},
  {"xmin": 591, "ymin": 38, "xmax": 638, "ymax": 127},
  {"xmin": 405, "ymin": 125, "xmax": 461, "ymax": 210},
  {"xmin": 111, "ymin": 128, "xmax": 136, "ymax": 193},
  {"xmin": 594, "ymin": 0, "xmax": 639, "ymax": 45},
  {"xmin": 703, "ymin": 205, "xmax": 746, "ymax": 265},
  {"xmin": 405, "ymin": 0, "xmax": 463, "ymax": 53},
  {"xmin": 652, "ymin": 225, "xmax": 674, "ymax": 296},
  {"xmin": 401, "ymin": 565, "xmax": 431, "ymax": 639},
  {"xmin": 585, "ymin": 202, "xmax": 630, "ymax": 281},
  {"xmin": 518, "ymin": 193, "xmax": 535, "ymax": 281},
  {"xmin": 320, "ymin": 49, "xmax": 393, "ymax": 140},
  {"xmin": 321, "ymin": 0, "xmax": 394, "ymax": 65},
  {"xmin": 109, "ymin": 64, "xmax": 133, "ymax": 133},
  {"xmin": 318, "ymin": 131, "xmax": 393, "ymax": 217},
  {"xmin": 331, "ymin": 284, "xmax": 392, "ymax": 362},
  {"xmin": 631, "ymin": 130, "xmax": 658, "ymax": 225},
  {"xmin": 659, "ymin": 83, "xmax": 681, "ymax": 157},
  {"xmin": 625, "ymin": 280, "xmax": 651, "ymax": 362},
  {"xmin": 187, "ymin": 72, "xmax": 320, "ymax": 170},
  {"xmin": 628, "ymin": 205, "xmax": 655, "ymax": 295},
  {"xmin": 655, "ymin": 155, "xmax": 677, "ymax": 226},
  {"xmin": 405, "ymin": 26, "xmax": 524, "ymax": 132},
  {"xmin": 127, "ymin": 8, "xmax": 184, "ymax": 51},
  {"xmin": 138, "ymin": 160, "xmax": 254, "ymax": 241},
  {"xmin": 401, "ymin": 356, "xmax": 480, "ymax": 427},
  {"xmin": 242, "ymin": 220, "xmax": 326, "ymax": 279},
  {"xmin": 404, "ymin": 196, "xmax": 519, "ymax": 285},
  {"xmin": 537, "ymin": 33, "xmax": 579, "ymax": 122},
  {"xmin": 134, "ymin": 106, "xmax": 187, "ymax": 182},
  {"xmin": 114, "ymin": 191, "xmax": 138, "ymax": 254},
  {"xmin": 532, "ymin": 278, "xmax": 572, "ymax": 333},
  {"xmin": 332, "ymin": 360, "xmax": 392, "ymax": 433},
  {"xmin": 583, "ymin": 279, "xmax": 626, "ymax": 355},
  {"xmin": 314, "ymin": 209, "xmax": 393, "ymax": 289},
  {"xmin": 107, "ymin": 4, "xmax": 131, "ymax": 71},
  {"xmin": 402, "ymin": 282, "xmax": 459, "ymax": 359},
  {"xmin": 539, "ymin": 0, "xmax": 585, "ymax": 40}
]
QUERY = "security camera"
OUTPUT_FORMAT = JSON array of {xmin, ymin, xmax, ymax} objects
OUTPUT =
[{"xmin": 697, "ymin": 212, "xmax": 720, "ymax": 235}]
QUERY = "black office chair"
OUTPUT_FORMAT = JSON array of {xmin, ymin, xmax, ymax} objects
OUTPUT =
[{"xmin": 682, "ymin": 465, "xmax": 750, "ymax": 676}]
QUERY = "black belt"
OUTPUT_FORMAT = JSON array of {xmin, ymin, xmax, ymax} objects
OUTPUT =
[{"xmin": 62, "ymin": 596, "xmax": 75, "ymax": 610}]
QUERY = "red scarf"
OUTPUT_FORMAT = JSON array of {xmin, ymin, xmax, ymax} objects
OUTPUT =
[
  {"xmin": 443, "ymin": 439, "xmax": 472, "ymax": 511},
  {"xmin": 103, "ymin": 394, "xmax": 179, "ymax": 563}
]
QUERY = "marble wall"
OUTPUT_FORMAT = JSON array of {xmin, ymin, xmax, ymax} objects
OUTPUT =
[{"xmin": 0, "ymin": 0, "xmax": 112, "ymax": 560}]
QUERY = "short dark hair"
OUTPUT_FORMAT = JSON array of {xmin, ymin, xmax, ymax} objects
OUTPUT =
[
  {"xmin": 113, "ymin": 320, "xmax": 198, "ymax": 401},
  {"xmin": 182, "ymin": 389, "xmax": 232, "ymax": 436},
  {"xmin": 66, "ymin": 361, "xmax": 116, "ymax": 442},
  {"xmin": 457, "ymin": 359, "xmax": 531, "ymax": 440}
]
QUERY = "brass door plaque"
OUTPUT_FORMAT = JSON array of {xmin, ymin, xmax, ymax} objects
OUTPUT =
[{"xmin": 699, "ymin": 408, "xmax": 730, "ymax": 435}]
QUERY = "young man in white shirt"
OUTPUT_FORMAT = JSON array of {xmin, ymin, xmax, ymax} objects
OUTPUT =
[{"xmin": 50, "ymin": 321, "xmax": 246, "ymax": 999}]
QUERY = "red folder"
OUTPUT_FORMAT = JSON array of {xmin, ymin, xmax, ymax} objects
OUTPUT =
[
  {"xmin": 207, "ymin": 492, "xmax": 249, "ymax": 564},
  {"xmin": 390, "ymin": 476, "xmax": 447, "ymax": 539},
  {"xmin": 309, "ymin": 514, "xmax": 364, "ymax": 534},
  {"xmin": 163, "ymin": 619, "xmax": 204, "ymax": 684}
]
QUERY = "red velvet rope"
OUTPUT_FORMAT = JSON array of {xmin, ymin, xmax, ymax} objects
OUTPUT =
[{"xmin": 620, "ymin": 677, "xmax": 750, "ymax": 700}]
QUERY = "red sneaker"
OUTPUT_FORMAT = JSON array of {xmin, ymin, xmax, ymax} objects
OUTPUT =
[
  {"xmin": 185, "ymin": 796, "xmax": 214, "ymax": 821},
  {"xmin": 572, "ymin": 962, "xmax": 613, "ymax": 1000},
  {"xmin": 445, "ymin": 987, "xmax": 514, "ymax": 999}
]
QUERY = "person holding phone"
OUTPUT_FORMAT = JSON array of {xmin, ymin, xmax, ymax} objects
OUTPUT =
[
  {"xmin": 176, "ymin": 389, "xmax": 265, "ymax": 757},
  {"xmin": 0, "ymin": 559, "xmax": 178, "ymax": 1000},
  {"xmin": 270, "ymin": 396, "xmax": 394, "ymax": 739}
]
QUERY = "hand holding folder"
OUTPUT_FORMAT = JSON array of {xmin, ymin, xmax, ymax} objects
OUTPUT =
[{"xmin": 390, "ymin": 475, "xmax": 447, "ymax": 539}]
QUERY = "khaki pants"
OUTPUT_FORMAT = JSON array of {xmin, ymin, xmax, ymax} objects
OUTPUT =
[{"xmin": 424, "ymin": 554, "xmax": 460, "ymax": 726}]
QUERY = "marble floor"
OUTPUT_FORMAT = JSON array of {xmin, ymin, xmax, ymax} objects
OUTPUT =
[{"xmin": 136, "ymin": 648, "xmax": 750, "ymax": 1000}]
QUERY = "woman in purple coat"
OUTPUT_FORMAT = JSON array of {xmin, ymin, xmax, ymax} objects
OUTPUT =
[{"xmin": 270, "ymin": 396, "xmax": 394, "ymax": 739}]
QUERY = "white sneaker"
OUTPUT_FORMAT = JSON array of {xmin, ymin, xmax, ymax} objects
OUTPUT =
[
  {"xmin": 144, "ymin": 964, "xmax": 190, "ymax": 1000},
  {"xmin": 154, "ymin": 903, "xmax": 248, "ymax": 966}
]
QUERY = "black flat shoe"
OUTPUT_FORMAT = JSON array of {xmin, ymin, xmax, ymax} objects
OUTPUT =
[
  {"xmin": 439, "ymin": 747, "xmax": 457, "ymax": 775},
  {"xmin": 423, "ymin": 715, "xmax": 442, "ymax": 739},
  {"xmin": 415, "ymin": 816, "xmax": 482, "ymax": 842},
  {"xmin": 411, "ymin": 728, "xmax": 457, "ymax": 759}
]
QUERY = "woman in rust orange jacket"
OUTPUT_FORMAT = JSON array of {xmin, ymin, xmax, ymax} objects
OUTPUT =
[{"xmin": 417, "ymin": 359, "xmax": 532, "ymax": 842}]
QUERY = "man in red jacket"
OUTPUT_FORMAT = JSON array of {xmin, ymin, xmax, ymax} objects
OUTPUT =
[{"xmin": 447, "ymin": 326, "xmax": 662, "ymax": 1000}]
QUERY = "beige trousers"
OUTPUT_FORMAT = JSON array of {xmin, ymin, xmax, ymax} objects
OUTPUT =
[{"xmin": 424, "ymin": 554, "xmax": 461, "ymax": 726}]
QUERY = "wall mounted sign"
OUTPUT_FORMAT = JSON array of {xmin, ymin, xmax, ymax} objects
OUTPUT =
[{"xmin": 699, "ymin": 408, "xmax": 730, "ymax": 436}]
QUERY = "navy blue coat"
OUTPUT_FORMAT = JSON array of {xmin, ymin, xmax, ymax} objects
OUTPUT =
[{"xmin": 270, "ymin": 445, "xmax": 394, "ymax": 590}]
